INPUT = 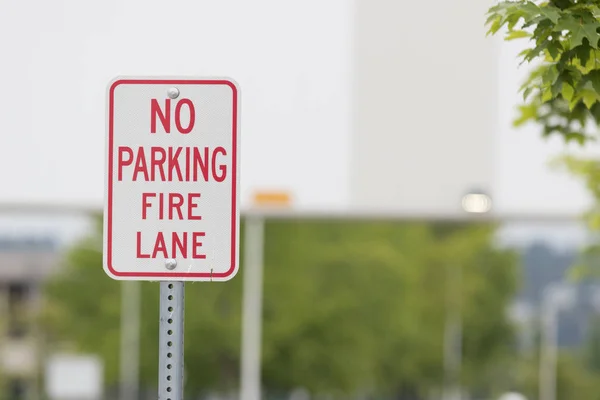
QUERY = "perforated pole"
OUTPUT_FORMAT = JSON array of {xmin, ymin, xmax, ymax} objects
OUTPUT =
[{"xmin": 159, "ymin": 282, "xmax": 185, "ymax": 400}]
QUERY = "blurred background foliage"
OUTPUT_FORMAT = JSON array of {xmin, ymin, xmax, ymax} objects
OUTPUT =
[{"xmin": 38, "ymin": 217, "xmax": 525, "ymax": 398}]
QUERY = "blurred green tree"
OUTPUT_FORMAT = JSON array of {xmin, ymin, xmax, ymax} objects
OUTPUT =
[
  {"xmin": 41, "ymin": 215, "xmax": 243, "ymax": 393},
  {"xmin": 435, "ymin": 224, "xmax": 519, "ymax": 395},
  {"xmin": 514, "ymin": 350, "xmax": 600, "ymax": 400},
  {"xmin": 39, "ymin": 217, "xmax": 518, "ymax": 397}
]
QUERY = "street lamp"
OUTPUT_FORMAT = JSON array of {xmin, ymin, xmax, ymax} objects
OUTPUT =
[
  {"xmin": 507, "ymin": 300, "xmax": 535, "ymax": 356},
  {"xmin": 461, "ymin": 189, "xmax": 492, "ymax": 214},
  {"xmin": 539, "ymin": 282, "xmax": 577, "ymax": 400},
  {"xmin": 497, "ymin": 392, "xmax": 528, "ymax": 400},
  {"xmin": 240, "ymin": 191, "xmax": 292, "ymax": 400},
  {"xmin": 442, "ymin": 190, "xmax": 493, "ymax": 400}
]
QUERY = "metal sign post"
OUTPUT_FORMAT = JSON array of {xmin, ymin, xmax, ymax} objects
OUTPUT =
[
  {"xmin": 159, "ymin": 282, "xmax": 185, "ymax": 399},
  {"xmin": 103, "ymin": 76, "xmax": 241, "ymax": 400}
]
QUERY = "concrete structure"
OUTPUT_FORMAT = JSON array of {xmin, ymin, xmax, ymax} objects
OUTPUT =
[
  {"xmin": 0, "ymin": 236, "xmax": 61, "ymax": 399},
  {"xmin": 350, "ymin": 0, "xmax": 497, "ymax": 213}
]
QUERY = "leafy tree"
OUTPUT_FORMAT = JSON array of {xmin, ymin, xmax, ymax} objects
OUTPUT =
[
  {"xmin": 484, "ymin": 7, "xmax": 600, "ymax": 397},
  {"xmin": 486, "ymin": 0, "xmax": 600, "ymax": 143},
  {"xmin": 40, "ymin": 218, "xmax": 518, "ymax": 397},
  {"xmin": 424, "ymin": 224, "xmax": 519, "ymax": 397},
  {"xmin": 484, "ymin": 0, "xmax": 600, "ymax": 288}
]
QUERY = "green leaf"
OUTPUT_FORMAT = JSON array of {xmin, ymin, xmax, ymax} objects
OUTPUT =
[
  {"xmin": 546, "ymin": 41, "xmax": 562, "ymax": 60},
  {"xmin": 542, "ymin": 65, "xmax": 559, "ymax": 86},
  {"xmin": 555, "ymin": 17, "xmax": 600, "ymax": 49},
  {"xmin": 569, "ymin": 4, "xmax": 600, "ymax": 24},
  {"xmin": 590, "ymin": 102, "xmax": 600, "ymax": 125},
  {"xmin": 551, "ymin": 76, "xmax": 563, "ymax": 98},
  {"xmin": 542, "ymin": 87, "xmax": 553, "ymax": 102},
  {"xmin": 533, "ymin": 18, "xmax": 554, "ymax": 44},
  {"xmin": 522, "ymin": 1, "xmax": 540, "ymax": 16},
  {"xmin": 505, "ymin": 30, "xmax": 531, "ymax": 41},
  {"xmin": 486, "ymin": 16, "xmax": 503, "ymax": 36},
  {"xmin": 538, "ymin": 65, "xmax": 562, "ymax": 100},
  {"xmin": 562, "ymin": 82, "xmax": 575, "ymax": 101},
  {"xmin": 522, "ymin": 14, "xmax": 546, "ymax": 29},
  {"xmin": 507, "ymin": 13, "xmax": 526, "ymax": 31},
  {"xmin": 575, "ymin": 44, "xmax": 593, "ymax": 66},
  {"xmin": 523, "ymin": 40, "xmax": 551, "ymax": 63},
  {"xmin": 580, "ymin": 89, "xmax": 599, "ymax": 108},
  {"xmin": 523, "ymin": 86, "xmax": 534, "ymax": 101},
  {"xmin": 519, "ymin": 2, "xmax": 546, "ymax": 25},
  {"xmin": 559, "ymin": 66, "xmax": 579, "ymax": 87},
  {"xmin": 517, "ymin": 47, "xmax": 531, "ymax": 57},
  {"xmin": 570, "ymin": 101, "xmax": 589, "ymax": 126},
  {"xmin": 487, "ymin": 2, "xmax": 516, "ymax": 15},
  {"xmin": 549, "ymin": 0, "xmax": 573, "ymax": 11},
  {"xmin": 514, "ymin": 103, "xmax": 539, "ymax": 126},
  {"xmin": 539, "ymin": 5, "xmax": 561, "ymax": 23},
  {"xmin": 565, "ymin": 132, "xmax": 587, "ymax": 145},
  {"xmin": 543, "ymin": 124, "xmax": 567, "ymax": 137},
  {"xmin": 485, "ymin": 13, "xmax": 499, "ymax": 26},
  {"xmin": 585, "ymin": 69, "xmax": 600, "ymax": 94}
]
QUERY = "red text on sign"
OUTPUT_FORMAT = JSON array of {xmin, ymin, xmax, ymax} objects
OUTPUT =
[
  {"xmin": 117, "ymin": 146, "xmax": 227, "ymax": 182},
  {"xmin": 151, "ymin": 98, "xmax": 196, "ymax": 134},
  {"xmin": 136, "ymin": 231, "xmax": 206, "ymax": 259},
  {"xmin": 142, "ymin": 192, "xmax": 202, "ymax": 220}
]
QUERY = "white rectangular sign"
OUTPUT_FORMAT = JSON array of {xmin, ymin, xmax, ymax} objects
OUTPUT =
[
  {"xmin": 45, "ymin": 354, "xmax": 103, "ymax": 400},
  {"xmin": 103, "ymin": 77, "xmax": 241, "ymax": 281}
]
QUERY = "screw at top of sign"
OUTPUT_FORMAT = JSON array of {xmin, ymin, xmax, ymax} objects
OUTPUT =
[
  {"xmin": 167, "ymin": 87, "xmax": 180, "ymax": 99},
  {"xmin": 165, "ymin": 259, "xmax": 177, "ymax": 270}
]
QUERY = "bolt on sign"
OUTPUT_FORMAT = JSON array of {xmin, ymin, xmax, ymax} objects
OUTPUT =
[{"xmin": 103, "ymin": 77, "xmax": 241, "ymax": 281}]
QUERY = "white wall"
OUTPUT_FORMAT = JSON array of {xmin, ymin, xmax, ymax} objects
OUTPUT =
[
  {"xmin": 0, "ymin": 0, "xmax": 353, "ymax": 210},
  {"xmin": 1, "ymin": 0, "xmax": 598, "ymax": 217},
  {"xmin": 349, "ymin": 0, "xmax": 600, "ymax": 216},
  {"xmin": 349, "ymin": 0, "xmax": 498, "ymax": 214}
]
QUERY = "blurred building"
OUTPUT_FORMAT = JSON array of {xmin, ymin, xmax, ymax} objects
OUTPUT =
[
  {"xmin": 350, "ymin": 0, "xmax": 496, "ymax": 214},
  {"xmin": 0, "ymin": 236, "xmax": 61, "ymax": 399}
]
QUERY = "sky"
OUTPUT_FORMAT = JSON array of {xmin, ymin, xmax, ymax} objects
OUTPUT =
[{"xmin": 0, "ymin": 0, "xmax": 598, "ymax": 248}]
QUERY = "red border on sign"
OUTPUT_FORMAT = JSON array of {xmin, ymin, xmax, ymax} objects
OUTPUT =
[{"xmin": 107, "ymin": 79, "xmax": 238, "ymax": 279}]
